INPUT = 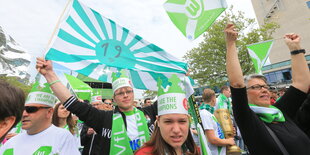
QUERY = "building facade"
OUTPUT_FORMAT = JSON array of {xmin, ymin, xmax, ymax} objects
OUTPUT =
[{"xmin": 251, "ymin": 0, "xmax": 310, "ymax": 87}]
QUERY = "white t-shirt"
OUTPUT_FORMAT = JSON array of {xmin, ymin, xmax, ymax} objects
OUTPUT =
[
  {"xmin": 200, "ymin": 109, "xmax": 226, "ymax": 155},
  {"xmin": 0, "ymin": 125, "xmax": 80, "ymax": 155},
  {"xmin": 125, "ymin": 112, "xmax": 141, "ymax": 152}
]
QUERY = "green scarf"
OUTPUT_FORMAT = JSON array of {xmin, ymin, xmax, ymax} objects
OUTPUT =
[
  {"xmin": 199, "ymin": 103, "xmax": 214, "ymax": 114},
  {"xmin": 217, "ymin": 94, "xmax": 232, "ymax": 113},
  {"xmin": 249, "ymin": 104, "xmax": 285, "ymax": 123},
  {"xmin": 110, "ymin": 107, "xmax": 150, "ymax": 155}
]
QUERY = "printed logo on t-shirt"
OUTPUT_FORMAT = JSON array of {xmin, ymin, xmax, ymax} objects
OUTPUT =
[
  {"xmin": 4, "ymin": 146, "xmax": 54, "ymax": 155},
  {"xmin": 33, "ymin": 146, "xmax": 52, "ymax": 155},
  {"xmin": 216, "ymin": 122, "xmax": 225, "ymax": 139},
  {"xmin": 129, "ymin": 138, "xmax": 140, "ymax": 151},
  {"xmin": 3, "ymin": 148, "xmax": 13, "ymax": 155}
]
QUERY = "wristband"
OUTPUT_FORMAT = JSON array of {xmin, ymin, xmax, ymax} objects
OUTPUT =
[
  {"xmin": 49, "ymin": 80, "xmax": 61, "ymax": 86},
  {"xmin": 290, "ymin": 49, "xmax": 305, "ymax": 55}
]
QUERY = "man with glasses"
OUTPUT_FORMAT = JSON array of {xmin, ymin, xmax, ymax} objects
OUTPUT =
[
  {"xmin": 0, "ymin": 80, "xmax": 25, "ymax": 143},
  {"xmin": 101, "ymin": 99, "xmax": 113, "ymax": 111},
  {"xmin": 36, "ymin": 58, "xmax": 157, "ymax": 155},
  {"xmin": 0, "ymin": 82, "xmax": 80, "ymax": 154}
]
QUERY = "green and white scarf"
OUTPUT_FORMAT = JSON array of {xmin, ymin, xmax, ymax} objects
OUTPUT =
[
  {"xmin": 199, "ymin": 103, "xmax": 214, "ymax": 114},
  {"xmin": 249, "ymin": 104, "xmax": 285, "ymax": 123},
  {"xmin": 110, "ymin": 107, "xmax": 150, "ymax": 155},
  {"xmin": 217, "ymin": 94, "xmax": 232, "ymax": 113}
]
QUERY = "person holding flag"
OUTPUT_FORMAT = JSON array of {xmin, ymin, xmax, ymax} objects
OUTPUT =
[
  {"xmin": 36, "ymin": 58, "xmax": 157, "ymax": 155},
  {"xmin": 135, "ymin": 75, "xmax": 199, "ymax": 155},
  {"xmin": 225, "ymin": 23, "xmax": 310, "ymax": 154},
  {"xmin": 0, "ymin": 82, "xmax": 80, "ymax": 154}
]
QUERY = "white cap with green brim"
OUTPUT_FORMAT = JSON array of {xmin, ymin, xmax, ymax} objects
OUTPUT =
[
  {"xmin": 157, "ymin": 74, "xmax": 188, "ymax": 116},
  {"xmin": 25, "ymin": 82, "xmax": 57, "ymax": 107},
  {"xmin": 91, "ymin": 91, "xmax": 102, "ymax": 102},
  {"xmin": 112, "ymin": 70, "xmax": 133, "ymax": 93}
]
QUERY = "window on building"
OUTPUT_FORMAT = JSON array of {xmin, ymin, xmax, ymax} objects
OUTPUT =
[
  {"xmin": 282, "ymin": 71, "xmax": 292, "ymax": 81},
  {"xmin": 275, "ymin": 71, "xmax": 283, "ymax": 82},
  {"xmin": 269, "ymin": 72, "xmax": 277, "ymax": 83},
  {"xmin": 307, "ymin": 1, "xmax": 310, "ymax": 8}
]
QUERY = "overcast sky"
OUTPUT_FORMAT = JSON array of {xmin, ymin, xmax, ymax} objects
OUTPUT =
[{"xmin": 0, "ymin": 0, "xmax": 256, "ymax": 98}]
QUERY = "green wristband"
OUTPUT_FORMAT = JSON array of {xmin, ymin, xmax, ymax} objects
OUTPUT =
[{"xmin": 49, "ymin": 80, "xmax": 61, "ymax": 86}]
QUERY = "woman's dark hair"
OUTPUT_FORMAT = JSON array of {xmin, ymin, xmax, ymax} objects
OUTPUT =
[
  {"xmin": 52, "ymin": 103, "xmax": 75, "ymax": 134},
  {"xmin": 140, "ymin": 120, "xmax": 199, "ymax": 155},
  {"xmin": 0, "ymin": 80, "xmax": 25, "ymax": 141}
]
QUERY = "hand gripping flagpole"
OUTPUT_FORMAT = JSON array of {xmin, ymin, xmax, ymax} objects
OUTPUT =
[{"xmin": 35, "ymin": 0, "xmax": 73, "ymax": 82}]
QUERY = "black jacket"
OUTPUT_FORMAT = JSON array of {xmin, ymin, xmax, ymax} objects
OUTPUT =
[
  {"xmin": 231, "ymin": 86, "xmax": 310, "ymax": 155},
  {"xmin": 80, "ymin": 124, "xmax": 102, "ymax": 155},
  {"xmin": 64, "ymin": 96, "xmax": 157, "ymax": 155},
  {"xmin": 295, "ymin": 93, "xmax": 310, "ymax": 138}
]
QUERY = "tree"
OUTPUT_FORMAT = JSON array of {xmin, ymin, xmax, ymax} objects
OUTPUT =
[
  {"xmin": 142, "ymin": 90, "xmax": 157, "ymax": 99},
  {"xmin": 0, "ymin": 76, "xmax": 32, "ymax": 96},
  {"xmin": 184, "ymin": 6, "xmax": 279, "ymax": 88}
]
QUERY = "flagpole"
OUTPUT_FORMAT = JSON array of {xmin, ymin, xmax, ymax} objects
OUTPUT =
[
  {"xmin": 44, "ymin": 0, "xmax": 73, "ymax": 53},
  {"xmin": 35, "ymin": 0, "xmax": 73, "ymax": 82}
]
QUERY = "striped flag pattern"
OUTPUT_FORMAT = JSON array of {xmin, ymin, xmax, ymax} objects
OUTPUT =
[{"xmin": 45, "ymin": 0, "xmax": 194, "ymax": 97}]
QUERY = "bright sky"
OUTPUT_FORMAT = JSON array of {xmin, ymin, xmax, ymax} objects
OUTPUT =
[{"xmin": 0, "ymin": 0, "xmax": 256, "ymax": 98}]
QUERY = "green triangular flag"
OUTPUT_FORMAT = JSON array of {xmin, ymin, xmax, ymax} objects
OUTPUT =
[
  {"xmin": 164, "ymin": 0, "xmax": 227, "ymax": 40},
  {"xmin": 247, "ymin": 40, "xmax": 274, "ymax": 74},
  {"xmin": 64, "ymin": 73, "xmax": 93, "ymax": 101}
]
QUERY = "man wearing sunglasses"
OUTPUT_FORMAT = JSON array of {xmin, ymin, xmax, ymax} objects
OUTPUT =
[
  {"xmin": 101, "ymin": 99, "xmax": 113, "ymax": 111},
  {"xmin": 36, "ymin": 58, "xmax": 157, "ymax": 155},
  {"xmin": 0, "ymin": 82, "xmax": 80, "ymax": 155},
  {"xmin": 0, "ymin": 80, "xmax": 25, "ymax": 143}
]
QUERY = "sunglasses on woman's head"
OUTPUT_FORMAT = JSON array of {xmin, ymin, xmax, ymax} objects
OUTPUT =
[{"xmin": 24, "ymin": 106, "xmax": 51, "ymax": 113}]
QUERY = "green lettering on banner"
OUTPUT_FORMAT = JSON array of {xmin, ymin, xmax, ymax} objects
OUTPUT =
[
  {"xmin": 33, "ymin": 146, "xmax": 52, "ymax": 155},
  {"xmin": 159, "ymin": 98, "xmax": 165, "ymax": 105},
  {"xmin": 166, "ymin": 96, "xmax": 176, "ymax": 103},
  {"xmin": 3, "ymin": 148, "xmax": 13, "ymax": 155},
  {"xmin": 159, "ymin": 103, "xmax": 177, "ymax": 111}
]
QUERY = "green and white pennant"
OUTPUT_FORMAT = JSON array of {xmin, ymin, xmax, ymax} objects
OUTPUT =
[
  {"xmin": 164, "ymin": 0, "xmax": 227, "ymax": 40},
  {"xmin": 247, "ymin": 40, "xmax": 274, "ymax": 74}
]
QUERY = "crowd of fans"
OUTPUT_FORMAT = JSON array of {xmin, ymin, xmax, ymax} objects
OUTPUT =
[{"xmin": 0, "ymin": 24, "xmax": 309, "ymax": 155}]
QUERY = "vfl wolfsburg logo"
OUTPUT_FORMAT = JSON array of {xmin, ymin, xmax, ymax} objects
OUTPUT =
[
  {"xmin": 3, "ymin": 146, "xmax": 53, "ymax": 155},
  {"xmin": 164, "ymin": 0, "xmax": 227, "ymax": 40},
  {"xmin": 33, "ymin": 146, "xmax": 52, "ymax": 155}
]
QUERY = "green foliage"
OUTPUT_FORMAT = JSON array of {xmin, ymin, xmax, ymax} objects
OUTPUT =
[
  {"xmin": 142, "ymin": 90, "xmax": 157, "ymax": 99},
  {"xmin": 0, "ymin": 76, "xmax": 32, "ymax": 96},
  {"xmin": 184, "ymin": 6, "xmax": 279, "ymax": 88}
]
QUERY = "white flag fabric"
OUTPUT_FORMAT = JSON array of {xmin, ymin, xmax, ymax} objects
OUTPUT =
[{"xmin": 45, "ymin": 0, "xmax": 194, "ymax": 97}]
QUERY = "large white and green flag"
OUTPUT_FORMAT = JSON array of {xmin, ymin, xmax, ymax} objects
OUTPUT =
[
  {"xmin": 164, "ymin": 0, "xmax": 227, "ymax": 40},
  {"xmin": 45, "ymin": 0, "xmax": 194, "ymax": 97},
  {"xmin": 247, "ymin": 40, "xmax": 274, "ymax": 74}
]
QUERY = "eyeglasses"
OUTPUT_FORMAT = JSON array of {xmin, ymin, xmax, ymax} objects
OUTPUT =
[
  {"xmin": 24, "ymin": 106, "xmax": 51, "ymax": 113},
  {"xmin": 104, "ymin": 102, "xmax": 112, "ymax": 105},
  {"xmin": 247, "ymin": 84, "xmax": 270, "ymax": 90},
  {"xmin": 115, "ymin": 90, "xmax": 133, "ymax": 97}
]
